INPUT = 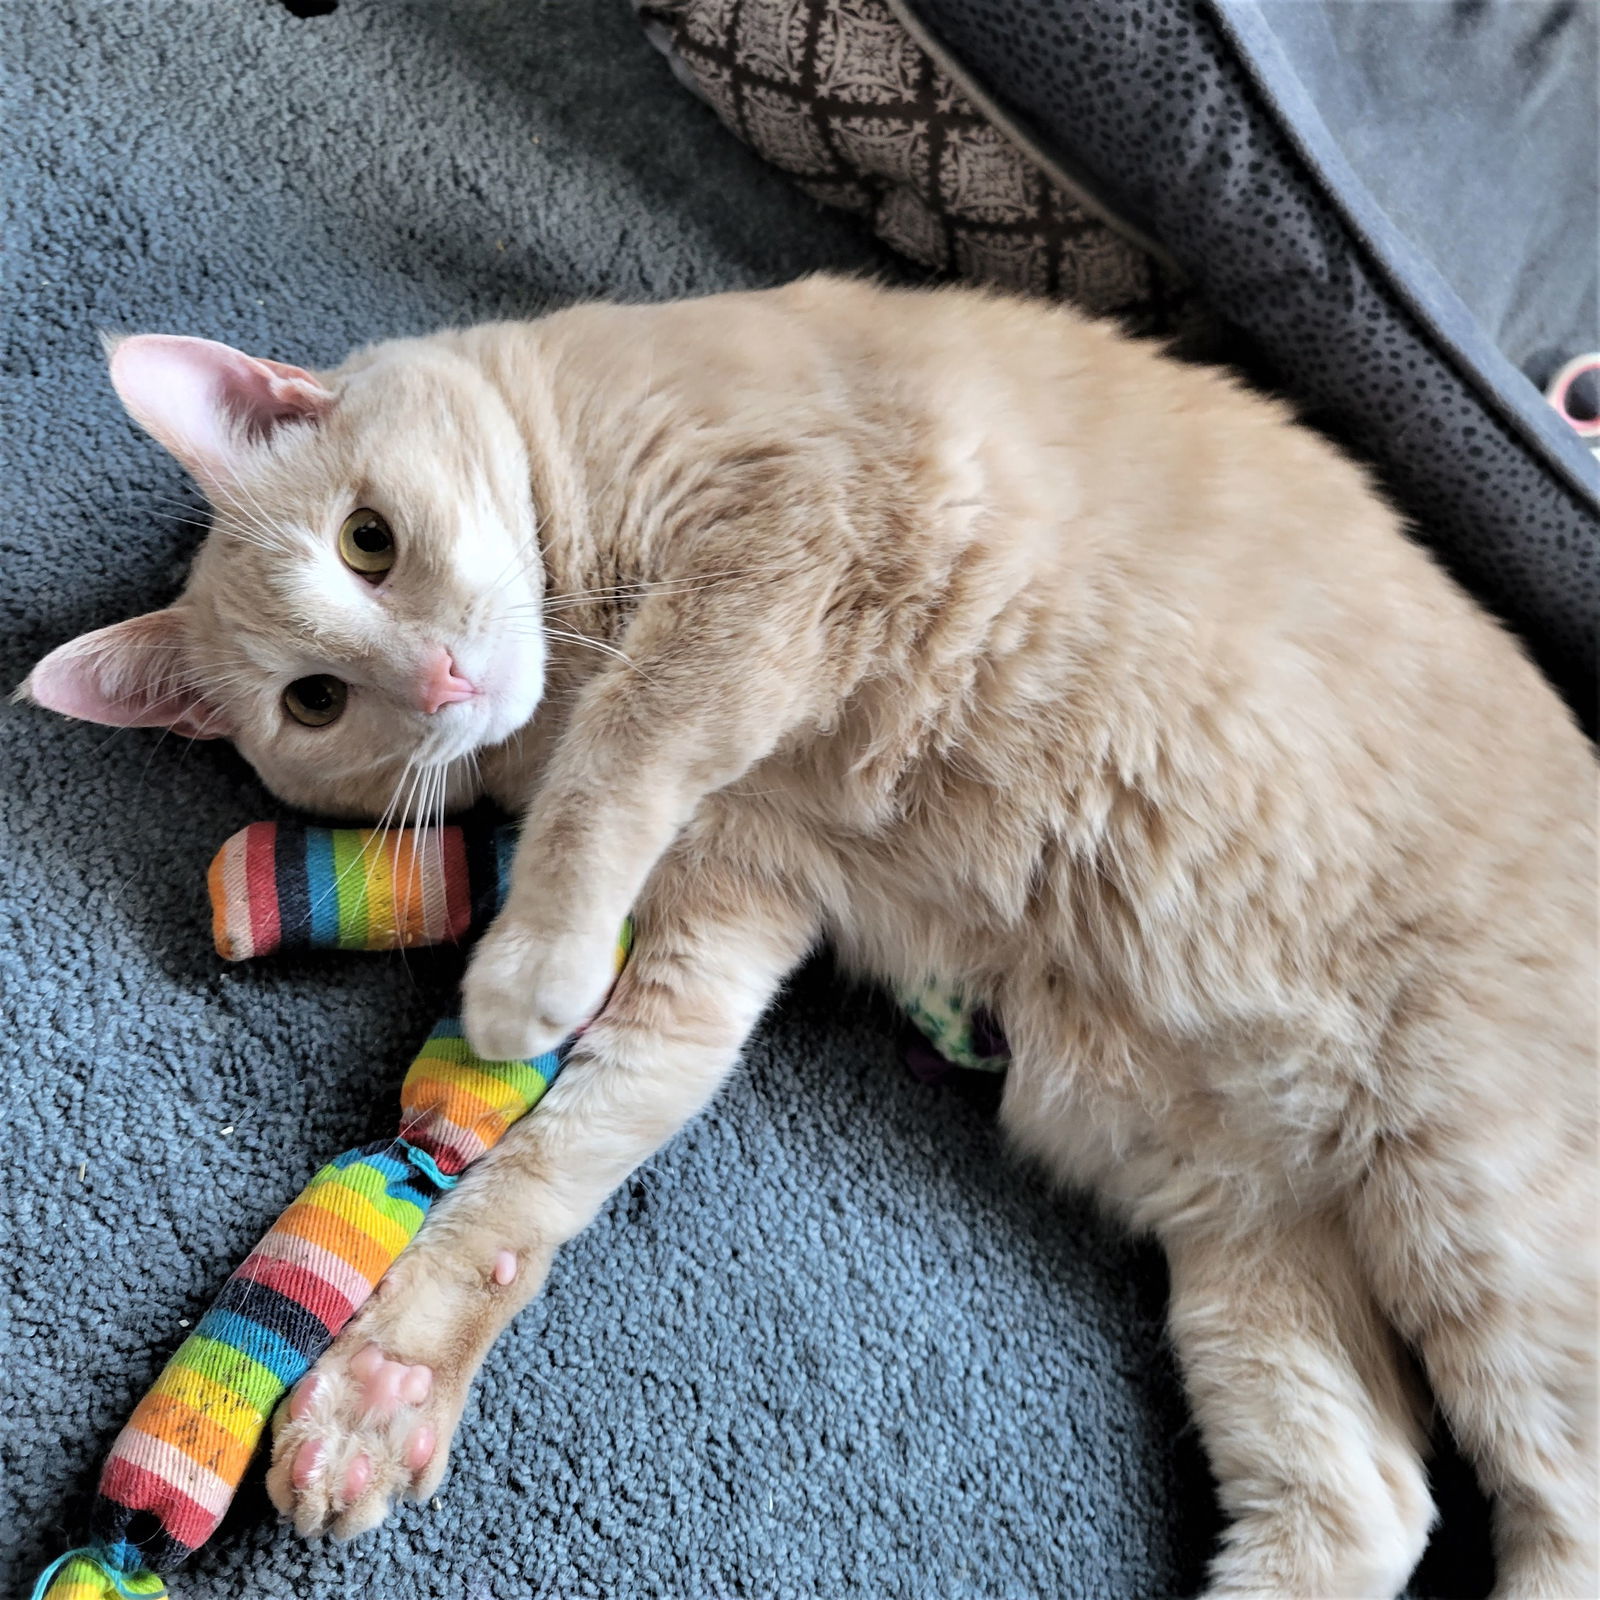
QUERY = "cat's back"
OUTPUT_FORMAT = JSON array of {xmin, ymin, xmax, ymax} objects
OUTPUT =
[
  {"xmin": 629, "ymin": 282, "xmax": 1594, "ymax": 1019},
  {"xmin": 680, "ymin": 278, "xmax": 1590, "ymax": 815},
  {"xmin": 482, "ymin": 277, "xmax": 1593, "ymax": 858}
]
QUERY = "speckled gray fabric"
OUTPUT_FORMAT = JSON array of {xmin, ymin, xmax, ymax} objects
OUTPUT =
[
  {"xmin": 6, "ymin": 4, "xmax": 1219, "ymax": 1597},
  {"xmin": 1226, "ymin": 0, "xmax": 1598, "ymax": 387},
  {"xmin": 900, "ymin": 0, "xmax": 1600, "ymax": 732}
]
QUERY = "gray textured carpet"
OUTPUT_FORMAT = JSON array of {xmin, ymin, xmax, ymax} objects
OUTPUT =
[{"xmin": 3, "ymin": 3, "xmax": 1491, "ymax": 1597}]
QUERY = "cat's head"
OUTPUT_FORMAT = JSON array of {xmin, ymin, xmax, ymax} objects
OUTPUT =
[{"xmin": 22, "ymin": 333, "xmax": 546, "ymax": 818}]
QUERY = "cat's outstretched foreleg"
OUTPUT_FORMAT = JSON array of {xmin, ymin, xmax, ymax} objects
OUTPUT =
[{"xmin": 266, "ymin": 837, "xmax": 815, "ymax": 1537}]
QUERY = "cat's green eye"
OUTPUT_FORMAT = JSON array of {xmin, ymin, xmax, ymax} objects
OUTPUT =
[
  {"xmin": 283, "ymin": 674, "xmax": 347, "ymax": 728},
  {"xmin": 338, "ymin": 509, "xmax": 395, "ymax": 578}
]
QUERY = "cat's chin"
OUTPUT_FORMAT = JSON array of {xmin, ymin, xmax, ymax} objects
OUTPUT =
[
  {"xmin": 267, "ymin": 762, "xmax": 487, "ymax": 825},
  {"xmin": 240, "ymin": 737, "xmax": 489, "ymax": 825}
]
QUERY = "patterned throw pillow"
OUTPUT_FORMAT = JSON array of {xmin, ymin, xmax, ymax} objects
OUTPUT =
[{"xmin": 637, "ymin": 0, "xmax": 1199, "ymax": 331}]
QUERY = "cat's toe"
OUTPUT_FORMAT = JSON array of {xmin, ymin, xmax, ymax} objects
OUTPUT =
[{"xmin": 267, "ymin": 1339, "xmax": 454, "ymax": 1540}]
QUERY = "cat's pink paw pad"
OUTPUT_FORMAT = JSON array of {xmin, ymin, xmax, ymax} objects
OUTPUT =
[
  {"xmin": 404, "ymin": 1424, "xmax": 436, "ymax": 1472},
  {"xmin": 267, "ymin": 1337, "xmax": 454, "ymax": 1540},
  {"xmin": 493, "ymin": 1250, "xmax": 518, "ymax": 1286},
  {"xmin": 289, "ymin": 1375, "xmax": 323, "ymax": 1423},
  {"xmin": 348, "ymin": 1343, "xmax": 385, "ymax": 1381},
  {"xmin": 343, "ymin": 1453, "xmax": 373, "ymax": 1502},
  {"xmin": 342, "ymin": 1341, "xmax": 433, "ymax": 1418}
]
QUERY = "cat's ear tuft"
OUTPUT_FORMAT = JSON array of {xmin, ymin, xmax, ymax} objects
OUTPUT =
[
  {"xmin": 105, "ymin": 334, "xmax": 335, "ymax": 490},
  {"xmin": 20, "ymin": 609, "xmax": 234, "ymax": 739}
]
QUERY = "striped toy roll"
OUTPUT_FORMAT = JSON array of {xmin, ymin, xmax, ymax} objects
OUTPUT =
[
  {"xmin": 207, "ymin": 822, "xmax": 517, "ymax": 961},
  {"xmin": 34, "ymin": 1558, "xmax": 166, "ymax": 1600},
  {"xmin": 204, "ymin": 822, "xmax": 1009, "ymax": 1076}
]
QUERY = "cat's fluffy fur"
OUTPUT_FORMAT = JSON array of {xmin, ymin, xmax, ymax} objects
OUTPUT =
[{"xmin": 27, "ymin": 279, "xmax": 1598, "ymax": 1597}]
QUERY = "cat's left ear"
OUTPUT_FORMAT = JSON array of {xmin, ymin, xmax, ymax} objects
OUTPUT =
[{"xmin": 105, "ymin": 334, "xmax": 335, "ymax": 492}]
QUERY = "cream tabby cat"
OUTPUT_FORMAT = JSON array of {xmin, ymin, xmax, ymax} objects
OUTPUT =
[{"xmin": 26, "ymin": 279, "xmax": 1597, "ymax": 1598}]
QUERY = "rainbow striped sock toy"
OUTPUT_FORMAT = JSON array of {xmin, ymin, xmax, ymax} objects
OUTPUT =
[
  {"xmin": 35, "ymin": 822, "xmax": 628, "ymax": 1600},
  {"xmin": 35, "ymin": 819, "xmax": 999, "ymax": 1599}
]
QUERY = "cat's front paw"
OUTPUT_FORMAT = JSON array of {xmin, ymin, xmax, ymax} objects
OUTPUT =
[
  {"xmin": 462, "ymin": 913, "xmax": 617, "ymax": 1061},
  {"xmin": 265, "ymin": 1254, "xmax": 476, "ymax": 1539},
  {"xmin": 265, "ymin": 1340, "xmax": 448, "ymax": 1540}
]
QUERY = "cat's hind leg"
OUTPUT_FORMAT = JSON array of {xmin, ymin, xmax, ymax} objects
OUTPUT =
[
  {"xmin": 1164, "ymin": 1210, "xmax": 1435, "ymax": 1599},
  {"xmin": 1350, "ymin": 1109, "xmax": 1598, "ymax": 1599}
]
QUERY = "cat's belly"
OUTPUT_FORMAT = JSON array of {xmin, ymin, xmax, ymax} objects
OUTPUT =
[
  {"xmin": 743, "ymin": 808, "xmax": 1386, "ymax": 1229},
  {"xmin": 993, "ymin": 1008, "xmax": 1379, "ymax": 1231}
]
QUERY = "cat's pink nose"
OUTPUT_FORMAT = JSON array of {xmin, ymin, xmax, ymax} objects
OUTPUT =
[{"xmin": 417, "ymin": 647, "xmax": 476, "ymax": 714}]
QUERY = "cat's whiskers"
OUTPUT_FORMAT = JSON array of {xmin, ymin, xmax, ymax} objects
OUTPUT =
[
  {"xmin": 189, "ymin": 496, "xmax": 281, "ymax": 553},
  {"xmin": 370, "ymin": 753, "xmax": 419, "ymax": 860},
  {"xmin": 201, "ymin": 469, "xmax": 282, "ymax": 540},
  {"xmin": 534, "ymin": 622, "xmax": 657, "ymax": 687},
  {"xmin": 539, "ymin": 563, "xmax": 784, "ymax": 613},
  {"xmin": 195, "ymin": 677, "xmax": 264, "ymax": 717},
  {"xmin": 218, "ymin": 500, "xmax": 294, "ymax": 553},
  {"xmin": 88, "ymin": 661, "xmax": 199, "ymax": 715},
  {"xmin": 207, "ymin": 458, "xmax": 303, "ymax": 556},
  {"xmin": 127, "ymin": 667, "xmax": 261, "ymax": 780},
  {"xmin": 200, "ymin": 658, "xmax": 265, "ymax": 689},
  {"xmin": 227, "ymin": 462, "xmax": 297, "ymax": 542},
  {"xmin": 76, "ymin": 654, "xmax": 199, "ymax": 758},
  {"xmin": 147, "ymin": 493, "xmax": 214, "ymax": 530},
  {"xmin": 470, "ymin": 517, "xmax": 547, "ymax": 618},
  {"xmin": 69, "ymin": 640, "xmax": 190, "ymax": 663},
  {"xmin": 427, "ymin": 763, "xmax": 447, "ymax": 908},
  {"xmin": 222, "ymin": 527, "xmax": 286, "ymax": 556},
  {"xmin": 304, "ymin": 752, "xmax": 425, "ymax": 930},
  {"xmin": 67, "ymin": 647, "xmax": 262, "ymax": 764},
  {"xmin": 85, "ymin": 661, "xmax": 197, "ymax": 759},
  {"xmin": 396, "ymin": 757, "xmax": 427, "ymax": 842},
  {"xmin": 398, "ymin": 757, "xmax": 456, "ymax": 933},
  {"xmin": 379, "ymin": 755, "xmax": 432, "ymax": 985},
  {"xmin": 156, "ymin": 513, "xmax": 216, "ymax": 536}
]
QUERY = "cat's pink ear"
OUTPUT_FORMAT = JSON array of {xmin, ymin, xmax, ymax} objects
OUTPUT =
[
  {"xmin": 106, "ymin": 334, "xmax": 335, "ymax": 489},
  {"xmin": 21, "ymin": 609, "xmax": 233, "ymax": 739}
]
